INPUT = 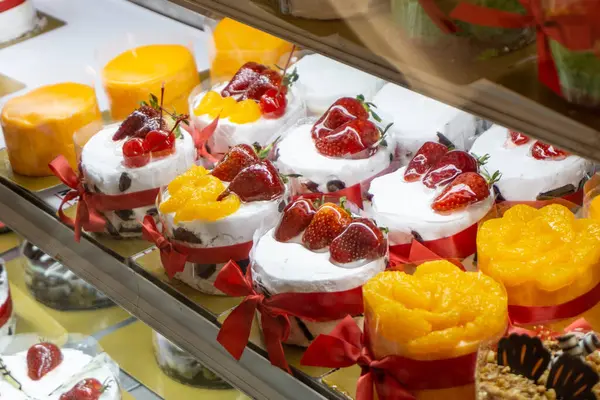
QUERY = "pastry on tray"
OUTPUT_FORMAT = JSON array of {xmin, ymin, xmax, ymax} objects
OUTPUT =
[
  {"xmin": 0, "ymin": 0, "xmax": 37, "ymax": 43},
  {"xmin": 470, "ymin": 125, "xmax": 592, "ymax": 202}
]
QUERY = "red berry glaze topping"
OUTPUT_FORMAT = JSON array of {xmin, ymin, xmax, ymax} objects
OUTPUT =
[
  {"xmin": 59, "ymin": 378, "xmax": 107, "ymax": 400},
  {"xmin": 217, "ymin": 160, "xmax": 284, "ymax": 202},
  {"xmin": 143, "ymin": 130, "xmax": 175, "ymax": 154},
  {"xmin": 531, "ymin": 141, "xmax": 569, "ymax": 160},
  {"xmin": 242, "ymin": 69, "xmax": 282, "ymax": 101},
  {"xmin": 314, "ymin": 119, "xmax": 381, "ymax": 159},
  {"xmin": 302, "ymin": 203, "xmax": 352, "ymax": 251},
  {"xmin": 312, "ymin": 97, "xmax": 369, "ymax": 140},
  {"xmin": 508, "ymin": 130, "xmax": 530, "ymax": 146},
  {"xmin": 221, "ymin": 62, "xmax": 268, "ymax": 98},
  {"xmin": 404, "ymin": 141, "xmax": 448, "ymax": 182},
  {"xmin": 431, "ymin": 172, "xmax": 490, "ymax": 213},
  {"xmin": 27, "ymin": 342, "xmax": 63, "ymax": 381},
  {"xmin": 274, "ymin": 198, "xmax": 317, "ymax": 242},
  {"xmin": 422, "ymin": 150, "xmax": 478, "ymax": 189},
  {"xmin": 211, "ymin": 144, "xmax": 259, "ymax": 182},
  {"xmin": 123, "ymin": 138, "xmax": 150, "ymax": 168},
  {"xmin": 330, "ymin": 218, "xmax": 386, "ymax": 264},
  {"xmin": 260, "ymin": 88, "xmax": 287, "ymax": 119}
]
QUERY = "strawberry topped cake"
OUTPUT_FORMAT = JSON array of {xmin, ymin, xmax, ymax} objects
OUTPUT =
[
  {"xmin": 251, "ymin": 199, "xmax": 387, "ymax": 346},
  {"xmin": 368, "ymin": 142, "xmax": 496, "ymax": 261},
  {"xmin": 274, "ymin": 97, "xmax": 393, "ymax": 205},
  {"xmin": 79, "ymin": 92, "xmax": 196, "ymax": 238},
  {"xmin": 153, "ymin": 144, "xmax": 285, "ymax": 294},
  {"xmin": 470, "ymin": 124, "xmax": 593, "ymax": 202},
  {"xmin": 190, "ymin": 61, "xmax": 304, "ymax": 159}
]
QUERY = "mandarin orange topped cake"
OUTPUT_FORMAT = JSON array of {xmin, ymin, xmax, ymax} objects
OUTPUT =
[{"xmin": 1, "ymin": 83, "xmax": 101, "ymax": 177}]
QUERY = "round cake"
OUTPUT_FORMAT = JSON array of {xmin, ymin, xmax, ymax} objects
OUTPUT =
[
  {"xmin": 0, "ymin": 0, "xmax": 37, "ymax": 43},
  {"xmin": 0, "ymin": 261, "xmax": 15, "ymax": 337}
]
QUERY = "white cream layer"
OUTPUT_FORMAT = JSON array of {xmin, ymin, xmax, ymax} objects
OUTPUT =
[
  {"xmin": 190, "ymin": 83, "xmax": 304, "ymax": 156},
  {"xmin": 275, "ymin": 123, "xmax": 391, "ymax": 192},
  {"xmin": 0, "ymin": 1, "xmax": 37, "ymax": 43},
  {"xmin": 368, "ymin": 167, "xmax": 494, "ymax": 244},
  {"xmin": 470, "ymin": 125, "xmax": 593, "ymax": 201},
  {"xmin": 48, "ymin": 354, "xmax": 120, "ymax": 400},
  {"xmin": 294, "ymin": 54, "xmax": 384, "ymax": 116},
  {"xmin": 372, "ymin": 83, "xmax": 487, "ymax": 163},
  {"xmin": 81, "ymin": 124, "xmax": 196, "ymax": 195},
  {"xmin": 253, "ymin": 227, "xmax": 386, "ymax": 294},
  {"xmin": 0, "ymin": 380, "xmax": 30, "ymax": 400}
]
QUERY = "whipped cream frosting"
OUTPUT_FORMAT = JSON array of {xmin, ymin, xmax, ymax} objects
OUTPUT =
[
  {"xmin": 275, "ymin": 123, "xmax": 392, "ymax": 192},
  {"xmin": 368, "ymin": 167, "xmax": 494, "ymax": 244},
  {"xmin": 48, "ymin": 354, "xmax": 120, "ymax": 400},
  {"xmin": 470, "ymin": 125, "xmax": 593, "ymax": 201},
  {"xmin": 253, "ymin": 227, "xmax": 386, "ymax": 294},
  {"xmin": 81, "ymin": 124, "xmax": 196, "ymax": 195},
  {"xmin": 294, "ymin": 54, "xmax": 384, "ymax": 115},
  {"xmin": 0, "ymin": 1, "xmax": 37, "ymax": 43},
  {"xmin": 0, "ymin": 380, "xmax": 30, "ymax": 399},
  {"xmin": 190, "ymin": 83, "xmax": 304, "ymax": 156},
  {"xmin": 372, "ymin": 83, "xmax": 488, "ymax": 163}
]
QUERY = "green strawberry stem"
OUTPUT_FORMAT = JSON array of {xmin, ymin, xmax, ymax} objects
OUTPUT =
[
  {"xmin": 100, "ymin": 378, "xmax": 113, "ymax": 393},
  {"xmin": 482, "ymin": 168, "xmax": 502, "ymax": 186},
  {"xmin": 471, "ymin": 152, "xmax": 490, "ymax": 166},
  {"xmin": 356, "ymin": 94, "xmax": 382, "ymax": 122}
]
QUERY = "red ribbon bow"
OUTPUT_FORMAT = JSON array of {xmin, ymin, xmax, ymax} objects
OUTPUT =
[
  {"xmin": 301, "ymin": 316, "xmax": 478, "ymax": 400},
  {"xmin": 214, "ymin": 261, "xmax": 364, "ymax": 373}
]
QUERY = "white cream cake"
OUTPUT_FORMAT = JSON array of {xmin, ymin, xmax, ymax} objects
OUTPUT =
[
  {"xmin": 0, "ymin": 265, "xmax": 15, "ymax": 337},
  {"xmin": 0, "ymin": 0, "xmax": 37, "ymax": 44},
  {"xmin": 190, "ymin": 83, "xmax": 304, "ymax": 157},
  {"xmin": 372, "ymin": 83, "xmax": 490, "ymax": 164},
  {"xmin": 294, "ymin": 54, "xmax": 384, "ymax": 116},
  {"xmin": 470, "ymin": 125, "xmax": 593, "ymax": 201}
]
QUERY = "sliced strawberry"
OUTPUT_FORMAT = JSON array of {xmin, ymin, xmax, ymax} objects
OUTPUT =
[
  {"xmin": 422, "ymin": 150, "xmax": 478, "ymax": 189},
  {"xmin": 311, "ymin": 97, "xmax": 370, "ymax": 140},
  {"xmin": 211, "ymin": 144, "xmax": 259, "ymax": 182},
  {"xmin": 404, "ymin": 142, "xmax": 448, "ymax": 182},
  {"xmin": 508, "ymin": 130, "xmax": 530, "ymax": 146},
  {"xmin": 242, "ymin": 69, "xmax": 282, "ymax": 101},
  {"xmin": 274, "ymin": 198, "xmax": 316, "ymax": 242},
  {"xmin": 221, "ymin": 62, "xmax": 268, "ymax": 98},
  {"xmin": 112, "ymin": 106, "xmax": 160, "ymax": 141},
  {"xmin": 330, "ymin": 218, "xmax": 386, "ymax": 264},
  {"xmin": 431, "ymin": 172, "xmax": 490, "ymax": 212},
  {"xmin": 531, "ymin": 141, "xmax": 569, "ymax": 160},
  {"xmin": 314, "ymin": 119, "xmax": 380, "ymax": 159},
  {"xmin": 27, "ymin": 342, "xmax": 63, "ymax": 380},
  {"xmin": 59, "ymin": 378, "xmax": 106, "ymax": 400},
  {"xmin": 217, "ymin": 160, "xmax": 284, "ymax": 202},
  {"xmin": 302, "ymin": 202, "xmax": 352, "ymax": 250}
]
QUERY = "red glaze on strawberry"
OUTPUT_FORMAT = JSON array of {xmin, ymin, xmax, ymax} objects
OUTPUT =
[
  {"xmin": 221, "ymin": 62, "xmax": 268, "ymax": 98},
  {"xmin": 274, "ymin": 198, "xmax": 317, "ymax": 242},
  {"xmin": 211, "ymin": 144, "xmax": 259, "ymax": 182},
  {"xmin": 112, "ymin": 106, "xmax": 161, "ymax": 141},
  {"xmin": 404, "ymin": 142, "xmax": 448, "ymax": 182},
  {"xmin": 330, "ymin": 218, "xmax": 386, "ymax": 264},
  {"xmin": 123, "ymin": 138, "xmax": 150, "ymax": 168},
  {"xmin": 217, "ymin": 160, "xmax": 284, "ymax": 202},
  {"xmin": 508, "ymin": 130, "xmax": 530, "ymax": 146},
  {"xmin": 531, "ymin": 141, "xmax": 569, "ymax": 160},
  {"xmin": 59, "ymin": 378, "xmax": 106, "ymax": 400},
  {"xmin": 260, "ymin": 88, "xmax": 287, "ymax": 119},
  {"xmin": 242, "ymin": 69, "xmax": 282, "ymax": 101},
  {"xmin": 143, "ymin": 130, "xmax": 175, "ymax": 154},
  {"xmin": 312, "ymin": 97, "xmax": 369, "ymax": 140},
  {"xmin": 422, "ymin": 150, "xmax": 478, "ymax": 189},
  {"xmin": 27, "ymin": 342, "xmax": 63, "ymax": 380},
  {"xmin": 302, "ymin": 203, "xmax": 352, "ymax": 251},
  {"xmin": 314, "ymin": 119, "xmax": 380, "ymax": 159},
  {"xmin": 431, "ymin": 172, "xmax": 490, "ymax": 212}
]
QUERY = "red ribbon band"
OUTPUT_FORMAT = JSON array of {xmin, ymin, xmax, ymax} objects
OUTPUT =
[
  {"xmin": 292, "ymin": 183, "xmax": 364, "ymax": 209},
  {"xmin": 0, "ymin": 291, "xmax": 13, "ymax": 329},
  {"xmin": 214, "ymin": 261, "xmax": 364, "ymax": 373},
  {"xmin": 0, "ymin": 0, "xmax": 26, "ymax": 12}
]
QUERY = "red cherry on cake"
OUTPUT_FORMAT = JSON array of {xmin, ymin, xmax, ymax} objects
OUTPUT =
[
  {"xmin": 143, "ymin": 129, "xmax": 175, "ymax": 157},
  {"xmin": 531, "ymin": 141, "xmax": 568, "ymax": 160},
  {"xmin": 404, "ymin": 141, "xmax": 448, "ymax": 182},
  {"xmin": 330, "ymin": 218, "xmax": 386, "ymax": 264},
  {"xmin": 217, "ymin": 160, "xmax": 284, "ymax": 202},
  {"xmin": 314, "ymin": 119, "xmax": 381, "ymax": 159},
  {"xmin": 260, "ymin": 88, "xmax": 287, "ymax": 119},
  {"xmin": 302, "ymin": 203, "xmax": 352, "ymax": 251},
  {"xmin": 274, "ymin": 198, "xmax": 316, "ymax": 242},
  {"xmin": 211, "ymin": 144, "xmax": 259, "ymax": 182},
  {"xmin": 422, "ymin": 150, "xmax": 478, "ymax": 189},
  {"xmin": 312, "ymin": 97, "xmax": 369, "ymax": 140},
  {"xmin": 509, "ymin": 130, "xmax": 530, "ymax": 146},
  {"xmin": 431, "ymin": 172, "xmax": 490, "ymax": 212},
  {"xmin": 123, "ymin": 138, "xmax": 150, "ymax": 168},
  {"xmin": 59, "ymin": 378, "xmax": 107, "ymax": 400},
  {"xmin": 27, "ymin": 342, "xmax": 63, "ymax": 380}
]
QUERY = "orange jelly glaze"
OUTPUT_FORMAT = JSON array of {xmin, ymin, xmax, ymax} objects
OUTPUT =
[
  {"xmin": 102, "ymin": 44, "xmax": 199, "ymax": 121},
  {"xmin": 1, "ymin": 83, "xmax": 101, "ymax": 177}
]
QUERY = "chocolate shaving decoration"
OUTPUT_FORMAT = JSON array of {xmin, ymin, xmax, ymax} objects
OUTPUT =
[
  {"xmin": 436, "ymin": 132, "xmax": 455, "ymax": 149},
  {"xmin": 546, "ymin": 354, "xmax": 598, "ymax": 399},
  {"xmin": 115, "ymin": 209, "xmax": 134, "ymax": 221},
  {"xmin": 119, "ymin": 172, "xmax": 132, "ymax": 193},
  {"xmin": 493, "ymin": 185, "xmax": 506, "ymax": 202},
  {"xmin": 278, "ymin": 200, "xmax": 286, "ymax": 213},
  {"xmin": 497, "ymin": 334, "xmax": 551, "ymax": 382},
  {"xmin": 326, "ymin": 179, "xmax": 346, "ymax": 192},
  {"xmin": 537, "ymin": 184, "xmax": 577, "ymax": 201},
  {"xmin": 194, "ymin": 264, "xmax": 217, "ymax": 280},
  {"xmin": 305, "ymin": 181, "xmax": 320, "ymax": 193},
  {"xmin": 146, "ymin": 207, "xmax": 158, "ymax": 217},
  {"xmin": 173, "ymin": 228, "xmax": 202, "ymax": 244},
  {"xmin": 411, "ymin": 230, "xmax": 424, "ymax": 243}
]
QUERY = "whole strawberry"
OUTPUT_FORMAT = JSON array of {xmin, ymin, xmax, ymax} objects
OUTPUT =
[
  {"xmin": 422, "ymin": 150, "xmax": 478, "ymax": 189},
  {"xmin": 431, "ymin": 172, "xmax": 492, "ymax": 212},
  {"xmin": 217, "ymin": 160, "xmax": 284, "ymax": 202},
  {"xmin": 112, "ymin": 106, "xmax": 161, "ymax": 141},
  {"xmin": 221, "ymin": 62, "xmax": 267, "ymax": 97},
  {"xmin": 531, "ymin": 141, "xmax": 569, "ymax": 160},
  {"xmin": 312, "ymin": 97, "xmax": 370, "ymax": 140},
  {"xmin": 242, "ymin": 69, "xmax": 282, "ymax": 101},
  {"xmin": 274, "ymin": 198, "xmax": 316, "ymax": 242},
  {"xmin": 315, "ymin": 119, "xmax": 381, "ymax": 159},
  {"xmin": 404, "ymin": 142, "xmax": 448, "ymax": 182},
  {"xmin": 211, "ymin": 144, "xmax": 259, "ymax": 182},
  {"xmin": 302, "ymin": 202, "xmax": 352, "ymax": 250},
  {"xmin": 330, "ymin": 218, "xmax": 386, "ymax": 264},
  {"xmin": 508, "ymin": 130, "xmax": 530, "ymax": 146},
  {"xmin": 59, "ymin": 378, "xmax": 107, "ymax": 400},
  {"xmin": 27, "ymin": 342, "xmax": 63, "ymax": 380}
]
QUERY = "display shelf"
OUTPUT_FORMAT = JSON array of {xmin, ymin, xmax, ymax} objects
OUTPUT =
[{"xmin": 158, "ymin": 0, "xmax": 600, "ymax": 163}]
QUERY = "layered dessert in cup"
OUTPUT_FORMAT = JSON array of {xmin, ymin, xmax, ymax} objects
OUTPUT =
[
  {"xmin": 0, "ymin": 334, "xmax": 120, "ymax": 399},
  {"xmin": 275, "ymin": 97, "xmax": 393, "ymax": 207},
  {"xmin": 0, "ymin": 259, "xmax": 15, "ymax": 336},
  {"xmin": 154, "ymin": 147, "xmax": 285, "ymax": 294},
  {"xmin": 152, "ymin": 331, "xmax": 230, "ymax": 389},
  {"xmin": 368, "ymin": 142, "xmax": 495, "ymax": 262},
  {"xmin": 470, "ymin": 124, "xmax": 592, "ymax": 202},
  {"xmin": 0, "ymin": 0, "xmax": 37, "ymax": 43},
  {"xmin": 477, "ymin": 203, "xmax": 600, "ymax": 330},
  {"xmin": 190, "ymin": 61, "xmax": 304, "ymax": 161},
  {"xmin": 21, "ymin": 241, "xmax": 112, "ymax": 310}
]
